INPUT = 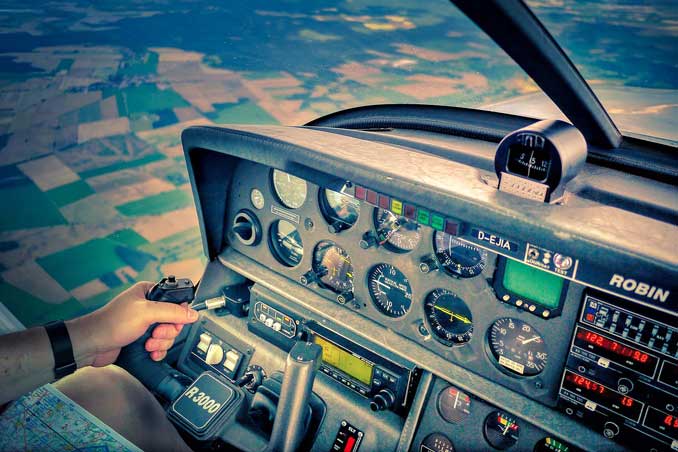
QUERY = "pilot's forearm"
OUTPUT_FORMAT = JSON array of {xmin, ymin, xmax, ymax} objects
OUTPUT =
[{"xmin": 0, "ymin": 319, "xmax": 94, "ymax": 405}]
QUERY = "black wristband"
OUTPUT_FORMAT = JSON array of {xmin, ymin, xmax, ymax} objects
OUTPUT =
[{"xmin": 44, "ymin": 320, "xmax": 77, "ymax": 379}]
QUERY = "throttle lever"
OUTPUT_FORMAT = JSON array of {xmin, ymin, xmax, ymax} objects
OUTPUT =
[{"xmin": 115, "ymin": 275, "xmax": 196, "ymax": 402}]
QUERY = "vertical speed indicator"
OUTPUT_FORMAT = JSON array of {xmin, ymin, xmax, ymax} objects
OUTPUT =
[{"xmin": 367, "ymin": 263, "xmax": 412, "ymax": 318}]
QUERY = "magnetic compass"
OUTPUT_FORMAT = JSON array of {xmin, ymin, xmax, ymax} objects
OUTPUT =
[{"xmin": 495, "ymin": 120, "xmax": 587, "ymax": 203}]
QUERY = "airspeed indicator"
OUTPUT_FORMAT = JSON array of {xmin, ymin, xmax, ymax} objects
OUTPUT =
[{"xmin": 488, "ymin": 317, "xmax": 548, "ymax": 376}]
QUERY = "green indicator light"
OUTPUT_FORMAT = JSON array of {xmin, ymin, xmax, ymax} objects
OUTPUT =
[
  {"xmin": 417, "ymin": 209, "xmax": 430, "ymax": 225},
  {"xmin": 391, "ymin": 199, "xmax": 403, "ymax": 215},
  {"xmin": 430, "ymin": 214, "xmax": 445, "ymax": 231}
]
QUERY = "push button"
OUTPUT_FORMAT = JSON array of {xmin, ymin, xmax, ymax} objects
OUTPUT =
[{"xmin": 197, "ymin": 333, "xmax": 212, "ymax": 353}]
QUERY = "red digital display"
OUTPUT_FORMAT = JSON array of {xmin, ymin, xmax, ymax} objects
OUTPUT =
[
  {"xmin": 643, "ymin": 406, "xmax": 678, "ymax": 441},
  {"xmin": 567, "ymin": 373, "xmax": 607, "ymax": 394},
  {"xmin": 577, "ymin": 329, "xmax": 649, "ymax": 362},
  {"xmin": 562, "ymin": 371, "xmax": 643, "ymax": 421},
  {"xmin": 574, "ymin": 327, "xmax": 658, "ymax": 376}
]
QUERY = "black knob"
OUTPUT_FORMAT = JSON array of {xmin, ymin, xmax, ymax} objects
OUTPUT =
[
  {"xmin": 419, "ymin": 255, "xmax": 439, "ymax": 273},
  {"xmin": 238, "ymin": 365, "xmax": 266, "ymax": 393},
  {"xmin": 232, "ymin": 210, "xmax": 261, "ymax": 246},
  {"xmin": 370, "ymin": 388, "xmax": 395, "ymax": 412},
  {"xmin": 337, "ymin": 291, "xmax": 354, "ymax": 304},
  {"xmin": 300, "ymin": 270, "xmax": 317, "ymax": 286},
  {"xmin": 360, "ymin": 232, "xmax": 378, "ymax": 249}
]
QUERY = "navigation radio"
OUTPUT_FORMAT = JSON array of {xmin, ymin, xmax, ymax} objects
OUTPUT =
[
  {"xmin": 306, "ymin": 322, "xmax": 419, "ymax": 414},
  {"xmin": 558, "ymin": 292, "xmax": 678, "ymax": 452},
  {"xmin": 247, "ymin": 285, "xmax": 420, "ymax": 415}
]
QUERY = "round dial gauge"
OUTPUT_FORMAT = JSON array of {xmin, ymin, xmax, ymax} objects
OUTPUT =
[
  {"xmin": 250, "ymin": 188, "xmax": 265, "ymax": 210},
  {"xmin": 269, "ymin": 220, "xmax": 303, "ymax": 267},
  {"xmin": 367, "ymin": 263, "xmax": 412, "ymax": 318},
  {"xmin": 312, "ymin": 240, "xmax": 353, "ymax": 293},
  {"xmin": 484, "ymin": 411, "xmax": 520, "ymax": 450},
  {"xmin": 488, "ymin": 317, "xmax": 548, "ymax": 376},
  {"xmin": 437, "ymin": 386, "xmax": 471, "ymax": 424},
  {"xmin": 320, "ymin": 186, "xmax": 360, "ymax": 231},
  {"xmin": 374, "ymin": 208, "xmax": 421, "ymax": 252},
  {"xmin": 433, "ymin": 231, "xmax": 487, "ymax": 278},
  {"xmin": 272, "ymin": 169, "xmax": 307, "ymax": 209},
  {"xmin": 424, "ymin": 289, "xmax": 473, "ymax": 346},
  {"xmin": 534, "ymin": 437, "xmax": 576, "ymax": 452},
  {"xmin": 421, "ymin": 432, "xmax": 455, "ymax": 452}
]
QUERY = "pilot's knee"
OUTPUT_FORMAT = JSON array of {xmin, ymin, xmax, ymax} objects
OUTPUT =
[{"xmin": 55, "ymin": 365, "xmax": 157, "ymax": 415}]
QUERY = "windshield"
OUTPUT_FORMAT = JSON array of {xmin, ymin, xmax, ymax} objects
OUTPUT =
[
  {"xmin": 524, "ymin": 0, "xmax": 678, "ymax": 142},
  {"xmin": 0, "ymin": 0, "xmax": 673, "ymax": 327}
]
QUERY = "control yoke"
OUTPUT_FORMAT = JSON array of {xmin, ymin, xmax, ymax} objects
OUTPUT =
[
  {"xmin": 266, "ymin": 341, "xmax": 322, "ymax": 452},
  {"xmin": 115, "ymin": 276, "xmax": 195, "ymax": 402}
]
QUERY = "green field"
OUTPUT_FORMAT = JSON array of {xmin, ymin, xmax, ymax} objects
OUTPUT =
[
  {"xmin": 115, "ymin": 83, "xmax": 189, "ymax": 116},
  {"xmin": 79, "ymin": 152, "xmax": 166, "ymax": 179},
  {"xmin": 0, "ymin": 280, "xmax": 84, "ymax": 327},
  {"xmin": 77, "ymin": 101, "xmax": 102, "ymax": 123},
  {"xmin": 117, "ymin": 51, "xmax": 158, "ymax": 77},
  {"xmin": 45, "ymin": 179, "xmax": 95, "ymax": 207},
  {"xmin": 208, "ymin": 100, "xmax": 279, "ymax": 124},
  {"xmin": 0, "ymin": 166, "xmax": 68, "ymax": 232},
  {"xmin": 37, "ymin": 238, "xmax": 131, "ymax": 290},
  {"xmin": 108, "ymin": 228, "xmax": 149, "ymax": 247},
  {"xmin": 116, "ymin": 189, "xmax": 193, "ymax": 217}
]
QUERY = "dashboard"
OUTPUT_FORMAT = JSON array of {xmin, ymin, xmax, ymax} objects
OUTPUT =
[{"xmin": 172, "ymin": 111, "xmax": 677, "ymax": 452}]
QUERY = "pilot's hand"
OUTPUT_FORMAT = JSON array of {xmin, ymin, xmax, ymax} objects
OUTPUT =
[{"xmin": 66, "ymin": 281, "xmax": 199, "ymax": 368}]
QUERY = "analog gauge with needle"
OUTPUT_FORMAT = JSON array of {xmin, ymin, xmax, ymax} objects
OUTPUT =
[
  {"xmin": 269, "ymin": 219, "xmax": 304, "ymax": 267},
  {"xmin": 488, "ymin": 317, "xmax": 548, "ymax": 376},
  {"xmin": 367, "ymin": 263, "xmax": 412, "ymax": 318},
  {"xmin": 437, "ymin": 385, "xmax": 472, "ymax": 423},
  {"xmin": 424, "ymin": 289, "xmax": 473, "ymax": 346},
  {"xmin": 484, "ymin": 411, "xmax": 520, "ymax": 450}
]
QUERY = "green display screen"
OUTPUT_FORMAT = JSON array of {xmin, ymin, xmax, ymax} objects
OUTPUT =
[
  {"xmin": 314, "ymin": 335, "xmax": 373, "ymax": 386},
  {"xmin": 503, "ymin": 259, "xmax": 564, "ymax": 308}
]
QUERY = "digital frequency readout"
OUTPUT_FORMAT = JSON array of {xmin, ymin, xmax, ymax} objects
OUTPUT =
[
  {"xmin": 574, "ymin": 327, "xmax": 658, "ymax": 376},
  {"xmin": 562, "ymin": 371, "xmax": 643, "ymax": 421}
]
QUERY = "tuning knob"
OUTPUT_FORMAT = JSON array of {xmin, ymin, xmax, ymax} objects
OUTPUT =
[
  {"xmin": 370, "ymin": 388, "xmax": 395, "ymax": 412},
  {"xmin": 300, "ymin": 270, "xmax": 318, "ymax": 286},
  {"xmin": 232, "ymin": 210, "xmax": 261, "ymax": 246},
  {"xmin": 419, "ymin": 255, "xmax": 439, "ymax": 273},
  {"xmin": 359, "ymin": 232, "xmax": 378, "ymax": 249},
  {"xmin": 205, "ymin": 344, "xmax": 224, "ymax": 365}
]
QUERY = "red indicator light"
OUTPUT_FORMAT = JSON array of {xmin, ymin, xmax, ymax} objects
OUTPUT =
[
  {"xmin": 585, "ymin": 313, "xmax": 595, "ymax": 322},
  {"xmin": 444, "ymin": 219, "xmax": 460, "ymax": 235},
  {"xmin": 403, "ymin": 204, "xmax": 416, "ymax": 220},
  {"xmin": 378, "ymin": 194, "xmax": 390, "ymax": 209},
  {"xmin": 344, "ymin": 436, "xmax": 356, "ymax": 452},
  {"xmin": 354, "ymin": 186, "xmax": 367, "ymax": 200},
  {"xmin": 366, "ymin": 190, "xmax": 378, "ymax": 205}
]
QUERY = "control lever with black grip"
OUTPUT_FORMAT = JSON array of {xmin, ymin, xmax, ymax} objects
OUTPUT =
[
  {"xmin": 115, "ymin": 276, "xmax": 196, "ymax": 403},
  {"xmin": 266, "ymin": 341, "xmax": 322, "ymax": 452}
]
